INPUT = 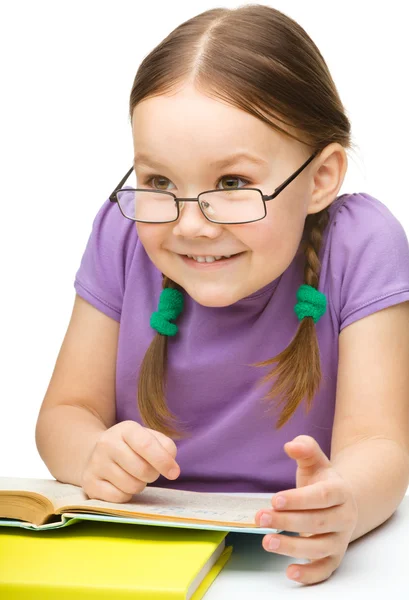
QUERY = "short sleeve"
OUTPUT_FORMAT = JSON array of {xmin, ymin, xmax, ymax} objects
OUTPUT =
[
  {"xmin": 73, "ymin": 196, "xmax": 136, "ymax": 322},
  {"xmin": 328, "ymin": 193, "xmax": 409, "ymax": 331}
]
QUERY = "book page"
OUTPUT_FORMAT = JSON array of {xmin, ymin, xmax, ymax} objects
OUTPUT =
[
  {"xmin": 58, "ymin": 486, "xmax": 275, "ymax": 526},
  {"xmin": 0, "ymin": 477, "xmax": 87, "ymax": 509},
  {"xmin": 0, "ymin": 477, "xmax": 275, "ymax": 526}
]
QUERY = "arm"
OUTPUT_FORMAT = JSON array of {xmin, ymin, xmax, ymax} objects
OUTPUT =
[
  {"xmin": 35, "ymin": 404, "xmax": 108, "ymax": 487},
  {"xmin": 331, "ymin": 436, "xmax": 409, "ymax": 542},
  {"xmin": 330, "ymin": 301, "xmax": 409, "ymax": 542},
  {"xmin": 35, "ymin": 294, "xmax": 118, "ymax": 486}
]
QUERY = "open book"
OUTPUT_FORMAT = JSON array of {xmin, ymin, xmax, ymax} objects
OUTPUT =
[{"xmin": 0, "ymin": 476, "xmax": 282, "ymax": 533}]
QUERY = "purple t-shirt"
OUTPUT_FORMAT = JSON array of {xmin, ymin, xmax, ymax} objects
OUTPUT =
[{"xmin": 74, "ymin": 191, "xmax": 409, "ymax": 493}]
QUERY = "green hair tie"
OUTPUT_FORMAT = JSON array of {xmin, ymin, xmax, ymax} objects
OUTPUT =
[
  {"xmin": 150, "ymin": 288, "xmax": 184, "ymax": 336},
  {"xmin": 294, "ymin": 284, "xmax": 327, "ymax": 324},
  {"xmin": 150, "ymin": 284, "xmax": 325, "ymax": 335}
]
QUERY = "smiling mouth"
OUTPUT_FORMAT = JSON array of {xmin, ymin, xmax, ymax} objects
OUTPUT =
[{"xmin": 180, "ymin": 252, "xmax": 246, "ymax": 265}]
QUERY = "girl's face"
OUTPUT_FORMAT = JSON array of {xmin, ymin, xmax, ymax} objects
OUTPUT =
[{"xmin": 132, "ymin": 84, "xmax": 332, "ymax": 307}]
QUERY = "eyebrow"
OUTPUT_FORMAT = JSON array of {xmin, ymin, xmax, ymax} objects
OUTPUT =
[{"xmin": 133, "ymin": 151, "xmax": 269, "ymax": 169}]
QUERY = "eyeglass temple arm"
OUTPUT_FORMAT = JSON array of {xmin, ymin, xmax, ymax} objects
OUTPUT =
[
  {"xmin": 109, "ymin": 166, "xmax": 134, "ymax": 202},
  {"xmin": 264, "ymin": 149, "xmax": 320, "ymax": 201}
]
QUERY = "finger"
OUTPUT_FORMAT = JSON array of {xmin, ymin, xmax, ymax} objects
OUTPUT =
[
  {"xmin": 284, "ymin": 435, "xmax": 332, "ymax": 472},
  {"xmin": 269, "ymin": 481, "xmax": 347, "ymax": 511},
  {"xmin": 123, "ymin": 426, "xmax": 180, "ymax": 480},
  {"xmin": 148, "ymin": 429, "xmax": 178, "ymax": 458},
  {"xmin": 286, "ymin": 555, "xmax": 339, "ymax": 585},
  {"xmin": 262, "ymin": 531, "xmax": 340, "ymax": 560},
  {"xmin": 84, "ymin": 477, "xmax": 143, "ymax": 503},
  {"xmin": 103, "ymin": 461, "xmax": 147, "ymax": 495},
  {"xmin": 112, "ymin": 441, "xmax": 161, "ymax": 484},
  {"xmin": 256, "ymin": 504, "xmax": 347, "ymax": 534}
]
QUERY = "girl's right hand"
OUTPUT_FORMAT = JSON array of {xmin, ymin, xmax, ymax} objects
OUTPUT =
[{"xmin": 80, "ymin": 420, "xmax": 180, "ymax": 503}]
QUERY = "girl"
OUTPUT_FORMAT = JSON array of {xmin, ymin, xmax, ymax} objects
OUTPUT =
[{"xmin": 35, "ymin": 4, "xmax": 409, "ymax": 585}]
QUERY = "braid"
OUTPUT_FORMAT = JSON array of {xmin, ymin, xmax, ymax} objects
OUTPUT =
[
  {"xmin": 252, "ymin": 207, "xmax": 330, "ymax": 428},
  {"xmin": 137, "ymin": 274, "xmax": 184, "ymax": 438},
  {"xmin": 304, "ymin": 210, "xmax": 330, "ymax": 288}
]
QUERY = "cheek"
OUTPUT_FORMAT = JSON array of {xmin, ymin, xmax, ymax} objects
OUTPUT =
[
  {"xmin": 136, "ymin": 223, "xmax": 166, "ymax": 253},
  {"xmin": 135, "ymin": 223, "xmax": 174, "ymax": 273},
  {"xmin": 239, "ymin": 218, "xmax": 279, "ymax": 256},
  {"xmin": 245, "ymin": 209, "xmax": 305, "ymax": 271}
]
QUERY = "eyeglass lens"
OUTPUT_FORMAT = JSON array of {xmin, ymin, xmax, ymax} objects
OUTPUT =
[{"xmin": 116, "ymin": 188, "xmax": 266, "ymax": 223}]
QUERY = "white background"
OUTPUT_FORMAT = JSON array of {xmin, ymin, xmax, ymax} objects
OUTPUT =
[{"xmin": 0, "ymin": 0, "xmax": 408, "ymax": 492}]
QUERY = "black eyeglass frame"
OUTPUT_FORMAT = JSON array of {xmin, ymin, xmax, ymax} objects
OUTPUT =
[{"xmin": 109, "ymin": 149, "xmax": 320, "ymax": 225}]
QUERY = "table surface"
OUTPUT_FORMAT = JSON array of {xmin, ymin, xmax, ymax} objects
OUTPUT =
[{"xmin": 205, "ymin": 495, "xmax": 409, "ymax": 598}]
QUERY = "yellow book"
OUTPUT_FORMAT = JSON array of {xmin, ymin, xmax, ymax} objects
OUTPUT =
[{"xmin": 0, "ymin": 520, "xmax": 232, "ymax": 599}]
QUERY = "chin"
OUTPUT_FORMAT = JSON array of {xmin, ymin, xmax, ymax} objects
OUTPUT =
[{"xmin": 185, "ymin": 286, "xmax": 244, "ymax": 308}]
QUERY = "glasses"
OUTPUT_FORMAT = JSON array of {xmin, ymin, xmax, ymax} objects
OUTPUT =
[{"xmin": 109, "ymin": 149, "xmax": 320, "ymax": 225}]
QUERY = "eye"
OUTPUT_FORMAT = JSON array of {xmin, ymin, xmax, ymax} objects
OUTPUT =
[
  {"xmin": 217, "ymin": 175, "xmax": 249, "ymax": 190},
  {"xmin": 143, "ymin": 176, "xmax": 175, "ymax": 191},
  {"xmin": 141, "ymin": 174, "xmax": 251, "ymax": 191}
]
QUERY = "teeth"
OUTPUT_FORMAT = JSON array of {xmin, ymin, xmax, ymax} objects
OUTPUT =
[{"xmin": 186, "ymin": 254, "xmax": 233, "ymax": 262}]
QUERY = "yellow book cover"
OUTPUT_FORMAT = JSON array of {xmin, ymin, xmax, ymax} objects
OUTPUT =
[{"xmin": 0, "ymin": 520, "xmax": 232, "ymax": 599}]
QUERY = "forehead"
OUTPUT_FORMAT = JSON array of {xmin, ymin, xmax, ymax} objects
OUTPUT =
[{"xmin": 131, "ymin": 85, "xmax": 282, "ymax": 159}]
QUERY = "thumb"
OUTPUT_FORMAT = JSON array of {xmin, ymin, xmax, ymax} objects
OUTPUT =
[
  {"xmin": 147, "ymin": 428, "xmax": 178, "ymax": 459},
  {"xmin": 284, "ymin": 435, "xmax": 331, "ymax": 472}
]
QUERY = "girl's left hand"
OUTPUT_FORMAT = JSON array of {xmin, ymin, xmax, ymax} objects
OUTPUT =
[{"xmin": 255, "ymin": 435, "xmax": 359, "ymax": 585}]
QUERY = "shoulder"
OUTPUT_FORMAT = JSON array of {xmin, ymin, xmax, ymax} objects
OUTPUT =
[
  {"xmin": 326, "ymin": 192, "xmax": 409, "ymax": 273},
  {"xmin": 323, "ymin": 192, "xmax": 409, "ymax": 330},
  {"xmin": 74, "ymin": 188, "xmax": 140, "ymax": 321},
  {"xmin": 328, "ymin": 191, "xmax": 406, "ymax": 238}
]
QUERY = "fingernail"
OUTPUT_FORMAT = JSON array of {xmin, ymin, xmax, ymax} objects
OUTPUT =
[
  {"xmin": 260, "ymin": 513, "xmax": 273, "ymax": 528},
  {"xmin": 168, "ymin": 468, "xmax": 179, "ymax": 479},
  {"xmin": 269, "ymin": 537, "xmax": 280, "ymax": 550},
  {"xmin": 275, "ymin": 496, "xmax": 286, "ymax": 509}
]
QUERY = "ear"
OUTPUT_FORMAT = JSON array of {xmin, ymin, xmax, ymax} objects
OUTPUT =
[{"xmin": 306, "ymin": 143, "xmax": 348, "ymax": 215}]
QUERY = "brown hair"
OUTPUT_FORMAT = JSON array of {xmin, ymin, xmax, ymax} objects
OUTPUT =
[{"xmin": 130, "ymin": 4, "xmax": 355, "ymax": 437}]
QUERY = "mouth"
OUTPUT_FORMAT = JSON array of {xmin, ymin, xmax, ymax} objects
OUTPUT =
[{"xmin": 179, "ymin": 252, "xmax": 246, "ymax": 268}]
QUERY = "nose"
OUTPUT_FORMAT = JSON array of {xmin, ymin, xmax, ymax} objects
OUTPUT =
[{"xmin": 172, "ymin": 199, "xmax": 221, "ymax": 238}]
